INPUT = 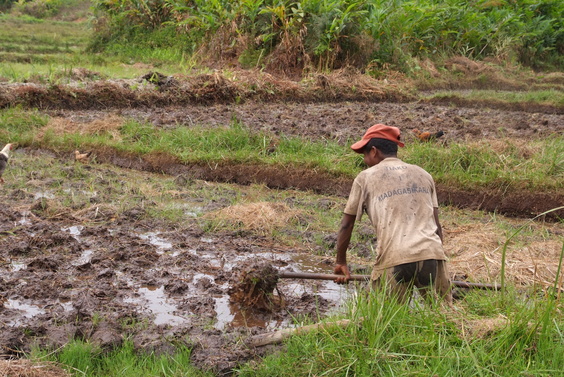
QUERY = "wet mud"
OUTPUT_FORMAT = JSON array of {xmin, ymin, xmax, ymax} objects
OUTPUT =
[{"xmin": 0, "ymin": 192, "xmax": 349, "ymax": 374}]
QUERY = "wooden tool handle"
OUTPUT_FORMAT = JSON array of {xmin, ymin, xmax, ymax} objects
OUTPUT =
[
  {"xmin": 279, "ymin": 271, "xmax": 369, "ymax": 281},
  {"xmin": 278, "ymin": 271, "xmax": 501, "ymax": 290}
]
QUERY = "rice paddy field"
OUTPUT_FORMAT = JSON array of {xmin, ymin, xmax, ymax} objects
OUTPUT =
[{"xmin": 0, "ymin": 4, "xmax": 563, "ymax": 376}]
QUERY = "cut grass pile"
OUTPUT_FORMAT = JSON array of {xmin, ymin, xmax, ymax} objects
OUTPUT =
[
  {"xmin": 203, "ymin": 202, "xmax": 304, "ymax": 234},
  {"xmin": 0, "ymin": 359, "xmax": 70, "ymax": 377}
]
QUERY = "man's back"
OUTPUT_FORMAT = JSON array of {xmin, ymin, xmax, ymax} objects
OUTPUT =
[{"xmin": 344, "ymin": 157, "xmax": 446, "ymax": 271}]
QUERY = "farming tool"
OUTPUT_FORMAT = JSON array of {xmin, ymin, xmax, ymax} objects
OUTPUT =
[
  {"xmin": 236, "ymin": 268, "xmax": 501, "ymax": 347},
  {"xmin": 229, "ymin": 263, "xmax": 501, "ymax": 312},
  {"xmin": 277, "ymin": 271, "xmax": 502, "ymax": 290}
]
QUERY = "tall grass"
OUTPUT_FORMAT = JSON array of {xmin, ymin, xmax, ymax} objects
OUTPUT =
[
  {"xmin": 236, "ymin": 282, "xmax": 564, "ymax": 376},
  {"xmin": 90, "ymin": 0, "xmax": 564, "ymax": 71}
]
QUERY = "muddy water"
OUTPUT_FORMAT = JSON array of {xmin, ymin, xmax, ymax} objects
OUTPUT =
[{"xmin": 0, "ymin": 205, "xmax": 356, "ymax": 373}]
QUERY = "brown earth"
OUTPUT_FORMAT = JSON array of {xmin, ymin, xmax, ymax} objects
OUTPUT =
[{"xmin": 0, "ymin": 187, "xmax": 338, "ymax": 375}]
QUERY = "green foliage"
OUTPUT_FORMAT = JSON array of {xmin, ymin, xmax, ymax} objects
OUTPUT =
[
  {"xmin": 88, "ymin": 0, "xmax": 564, "ymax": 71},
  {"xmin": 32, "ymin": 339, "xmax": 211, "ymax": 377},
  {"xmin": 237, "ymin": 286, "xmax": 564, "ymax": 376},
  {"xmin": 0, "ymin": 0, "xmax": 16, "ymax": 11}
]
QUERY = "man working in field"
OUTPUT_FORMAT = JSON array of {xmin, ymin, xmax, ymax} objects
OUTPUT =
[{"xmin": 334, "ymin": 124, "xmax": 452, "ymax": 303}]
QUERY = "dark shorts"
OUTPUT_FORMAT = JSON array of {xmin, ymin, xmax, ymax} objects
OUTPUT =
[
  {"xmin": 392, "ymin": 259, "xmax": 438, "ymax": 287},
  {"xmin": 370, "ymin": 259, "xmax": 452, "ymax": 304}
]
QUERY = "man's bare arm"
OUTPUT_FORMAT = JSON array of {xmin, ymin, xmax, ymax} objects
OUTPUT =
[
  {"xmin": 336, "ymin": 214, "xmax": 356, "ymax": 264},
  {"xmin": 334, "ymin": 213, "xmax": 356, "ymax": 282},
  {"xmin": 433, "ymin": 207, "xmax": 443, "ymax": 243}
]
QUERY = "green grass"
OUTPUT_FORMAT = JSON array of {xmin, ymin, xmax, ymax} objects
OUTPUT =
[
  {"xmin": 31, "ymin": 340, "xmax": 212, "ymax": 377},
  {"xmin": 236, "ymin": 287, "xmax": 564, "ymax": 376},
  {"xmin": 0, "ymin": 14, "xmax": 197, "ymax": 81},
  {"xmin": 406, "ymin": 137, "xmax": 564, "ymax": 190},
  {"xmin": 425, "ymin": 89, "xmax": 564, "ymax": 107},
  {"xmin": 1, "ymin": 108, "xmax": 563, "ymax": 192}
]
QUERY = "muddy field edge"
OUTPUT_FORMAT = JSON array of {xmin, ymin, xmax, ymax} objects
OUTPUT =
[{"xmin": 20, "ymin": 146, "xmax": 564, "ymax": 221}]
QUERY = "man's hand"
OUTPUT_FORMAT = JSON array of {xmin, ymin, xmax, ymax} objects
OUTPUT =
[{"xmin": 334, "ymin": 264, "xmax": 351, "ymax": 284}]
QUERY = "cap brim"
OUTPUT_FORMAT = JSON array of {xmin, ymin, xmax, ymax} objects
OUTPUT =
[{"xmin": 350, "ymin": 139, "xmax": 369, "ymax": 153}]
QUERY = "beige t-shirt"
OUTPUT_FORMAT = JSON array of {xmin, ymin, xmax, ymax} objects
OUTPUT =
[{"xmin": 344, "ymin": 157, "xmax": 446, "ymax": 271}]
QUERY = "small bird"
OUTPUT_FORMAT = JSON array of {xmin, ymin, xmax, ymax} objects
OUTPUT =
[
  {"xmin": 74, "ymin": 150, "xmax": 91, "ymax": 163},
  {"xmin": 0, "ymin": 143, "xmax": 13, "ymax": 184},
  {"xmin": 412, "ymin": 129, "xmax": 445, "ymax": 142}
]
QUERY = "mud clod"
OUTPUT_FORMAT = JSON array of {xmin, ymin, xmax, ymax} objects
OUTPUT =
[{"xmin": 229, "ymin": 262, "xmax": 283, "ymax": 312}]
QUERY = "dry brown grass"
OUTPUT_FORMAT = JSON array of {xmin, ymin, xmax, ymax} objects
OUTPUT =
[
  {"xmin": 38, "ymin": 115, "xmax": 124, "ymax": 140},
  {"xmin": 447, "ymin": 313, "xmax": 510, "ymax": 339},
  {"xmin": 0, "ymin": 359, "xmax": 70, "ymax": 377},
  {"xmin": 205, "ymin": 201, "xmax": 302, "ymax": 234},
  {"xmin": 445, "ymin": 220, "xmax": 564, "ymax": 290}
]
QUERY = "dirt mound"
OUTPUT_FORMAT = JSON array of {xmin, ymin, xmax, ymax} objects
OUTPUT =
[
  {"xmin": 0, "ymin": 70, "xmax": 410, "ymax": 110},
  {"xmin": 229, "ymin": 262, "xmax": 283, "ymax": 311}
]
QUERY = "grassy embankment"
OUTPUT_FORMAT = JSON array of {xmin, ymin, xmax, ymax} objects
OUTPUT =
[{"xmin": 2, "ymin": 107, "xmax": 563, "ymax": 194}]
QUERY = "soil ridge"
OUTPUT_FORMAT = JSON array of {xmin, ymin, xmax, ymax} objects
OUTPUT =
[
  {"xmin": 46, "ymin": 146, "xmax": 564, "ymax": 221},
  {"xmin": 2, "ymin": 75, "xmax": 563, "ymax": 114}
]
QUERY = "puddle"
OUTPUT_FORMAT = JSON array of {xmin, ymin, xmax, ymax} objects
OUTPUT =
[
  {"xmin": 34, "ymin": 191, "xmax": 55, "ymax": 200},
  {"xmin": 287, "ymin": 253, "xmax": 355, "ymax": 303},
  {"xmin": 186, "ymin": 251, "xmax": 226, "ymax": 269},
  {"xmin": 5, "ymin": 299, "xmax": 46, "ymax": 326},
  {"xmin": 63, "ymin": 225, "xmax": 83, "ymax": 240},
  {"xmin": 124, "ymin": 285, "xmax": 189, "ymax": 326},
  {"xmin": 18, "ymin": 211, "xmax": 32, "ymax": 226},
  {"xmin": 72, "ymin": 249, "xmax": 93, "ymax": 266},
  {"xmin": 56, "ymin": 299, "xmax": 74, "ymax": 312},
  {"xmin": 283, "ymin": 280, "xmax": 350, "ymax": 303},
  {"xmin": 138, "ymin": 232, "xmax": 173, "ymax": 253},
  {"xmin": 213, "ymin": 295, "xmax": 289, "ymax": 331},
  {"xmin": 224, "ymin": 252, "xmax": 293, "ymax": 271},
  {"xmin": 171, "ymin": 203, "xmax": 202, "ymax": 218},
  {"xmin": 192, "ymin": 272, "xmax": 215, "ymax": 283},
  {"xmin": 291, "ymin": 254, "xmax": 332, "ymax": 273},
  {"xmin": 63, "ymin": 188, "xmax": 96, "ymax": 197},
  {"xmin": 10, "ymin": 261, "xmax": 27, "ymax": 271}
]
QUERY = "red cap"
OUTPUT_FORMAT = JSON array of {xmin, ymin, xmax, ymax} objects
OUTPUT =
[{"xmin": 350, "ymin": 124, "xmax": 404, "ymax": 152}]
